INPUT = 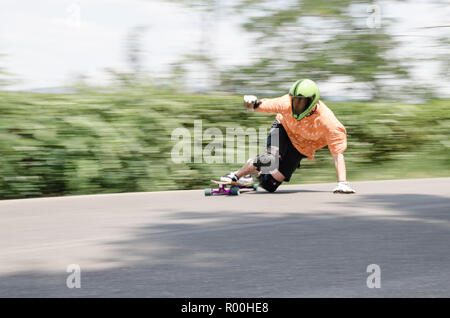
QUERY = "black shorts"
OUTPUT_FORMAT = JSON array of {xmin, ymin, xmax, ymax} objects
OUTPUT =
[{"xmin": 266, "ymin": 120, "xmax": 306, "ymax": 182}]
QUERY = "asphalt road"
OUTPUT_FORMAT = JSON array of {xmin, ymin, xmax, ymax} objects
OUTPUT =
[{"xmin": 1, "ymin": 178, "xmax": 449, "ymax": 297}]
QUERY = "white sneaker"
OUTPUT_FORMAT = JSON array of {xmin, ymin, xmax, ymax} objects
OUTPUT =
[
  {"xmin": 220, "ymin": 173, "xmax": 253, "ymax": 185},
  {"xmin": 220, "ymin": 172, "xmax": 238, "ymax": 183},
  {"xmin": 238, "ymin": 174, "xmax": 253, "ymax": 185}
]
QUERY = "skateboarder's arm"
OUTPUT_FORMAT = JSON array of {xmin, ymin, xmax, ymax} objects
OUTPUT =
[
  {"xmin": 332, "ymin": 153, "xmax": 347, "ymax": 182},
  {"xmin": 326, "ymin": 125, "xmax": 347, "ymax": 156},
  {"xmin": 255, "ymin": 94, "xmax": 292, "ymax": 115},
  {"xmin": 325, "ymin": 124, "xmax": 348, "ymax": 181},
  {"xmin": 332, "ymin": 153, "xmax": 356, "ymax": 193},
  {"xmin": 328, "ymin": 127, "xmax": 356, "ymax": 193},
  {"xmin": 257, "ymin": 94, "xmax": 291, "ymax": 114}
]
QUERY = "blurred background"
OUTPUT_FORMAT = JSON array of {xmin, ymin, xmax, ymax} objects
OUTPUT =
[{"xmin": 0, "ymin": 0, "xmax": 449, "ymax": 199}]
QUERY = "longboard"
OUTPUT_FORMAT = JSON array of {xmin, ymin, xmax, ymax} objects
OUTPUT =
[
  {"xmin": 205, "ymin": 179, "xmax": 258, "ymax": 196},
  {"xmin": 210, "ymin": 179, "xmax": 254, "ymax": 187}
]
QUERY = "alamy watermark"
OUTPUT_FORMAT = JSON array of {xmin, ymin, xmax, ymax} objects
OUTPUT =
[
  {"xmin": 366, "ymin": 264, "xmax": 381, "ymax": 288},
  {"xmin": 171, "ymin": 120, "xmax": 274, "ymax": 160},
  {"xmin": 366, "ymin": 4, "xmax": 381, "ymax": 29},
  {"xmin": 66, "ymin": 264, "xmax": 81, "ymax": 289}
]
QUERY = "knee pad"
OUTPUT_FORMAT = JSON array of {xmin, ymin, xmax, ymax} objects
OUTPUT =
[
  {"xmin": 258, "ymin": 174, "xmax": 282, "ymax": 193},
  {"xmin": 253, "ymin": 151, "xmax": 279, "ymax": 172}
]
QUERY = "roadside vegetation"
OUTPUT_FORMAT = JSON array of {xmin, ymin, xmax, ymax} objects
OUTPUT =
[{"xmin": 1, "ymin": 87, "xmax": 448, "ymax": 199}]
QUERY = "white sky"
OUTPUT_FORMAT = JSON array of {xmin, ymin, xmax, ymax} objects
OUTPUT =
[
  {"xmin": 0, "ymin": 0, "xmax": 252, "ymax": 89},
  {"xmin": 0, "ymin": 0, "xmax": 449, "ymax": 97}
]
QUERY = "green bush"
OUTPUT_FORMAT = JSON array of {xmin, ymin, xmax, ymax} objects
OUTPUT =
[{"xmin": 0, "ymin": 87, "xmax": 449, "ymax": 199}]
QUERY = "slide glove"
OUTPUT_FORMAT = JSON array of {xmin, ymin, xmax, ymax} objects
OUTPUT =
[{"xmin": 244, "ymin": 95, "xmax": 260, "ymax": 111}]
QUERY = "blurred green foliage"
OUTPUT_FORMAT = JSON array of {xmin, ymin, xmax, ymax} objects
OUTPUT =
[
  {"xmin": 0, "ymin": 87, "xmax": 449, "ymax": 199},
  {"xmin": 168, "ymin": 0, "xmax": 415, "ymax": 99}
]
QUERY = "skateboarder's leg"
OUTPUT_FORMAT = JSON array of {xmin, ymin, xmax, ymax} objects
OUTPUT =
[
  {"xmin": 235, "ymin": 159, "xmax": 259, "ymax": 179},
  {"xmin": 257, "ymin": 152, "xmax": 305, "ymax": 192},
  {"xmin": 222, "ymin": 120, "xmax": 303, "ymax": 187},
  {"xmin": 236, "ymin": 161, "xmax": 286, "ymax": 181},
  {"xmin": 255, "ymin": 121, "xmax": 306, "ymax": 192},
  {"xmin": 258, "ymin": 172, "xmax": 283, "ymax": 192}
]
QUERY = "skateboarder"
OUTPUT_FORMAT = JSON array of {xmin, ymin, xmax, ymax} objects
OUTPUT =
[{"xmin": 220, "ymin": 79, "xmax": 356, "ymax": 194}]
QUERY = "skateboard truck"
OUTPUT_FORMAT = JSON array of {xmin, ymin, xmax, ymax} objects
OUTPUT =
[{"xmin": 204, "ymin": 180, "xmax": 258, "ymax": 196}]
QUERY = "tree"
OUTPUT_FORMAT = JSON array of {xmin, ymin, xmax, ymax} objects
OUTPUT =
[
  {"xmin": 162, "ymin": 0, "xmax": 221, "ymax": 90},
  {"xmin": 219, "ymin": 0, "xmax": 409, "ymax": 99}
]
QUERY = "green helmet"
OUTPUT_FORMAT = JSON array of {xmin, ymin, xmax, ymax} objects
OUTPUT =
[{"xmin": 288, "ymin": 79, "xmax": 320, "ymax": 121}]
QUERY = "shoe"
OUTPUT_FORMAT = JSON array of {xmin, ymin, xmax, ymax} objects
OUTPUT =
[
  {"xmin": 220, "ymin": 172, "xmax": 238, "ymax": 183},
  {"xmin": 238, "ymin": 174, "xmax": 253, "ymax": 185},
  {"xmin": 220, "ymin": 173, "xmax": 253, "ymax": 185}
]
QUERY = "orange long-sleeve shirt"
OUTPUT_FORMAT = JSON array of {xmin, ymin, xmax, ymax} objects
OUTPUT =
[{"xmin": 257, "ymin": 94, "xmax": 347, "ymax": 161}]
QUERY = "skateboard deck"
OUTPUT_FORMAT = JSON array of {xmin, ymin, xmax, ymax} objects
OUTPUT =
[
  {"xmin": 205, "ymin": 180, "xmax": 258, "ymax": 196},
  {"xmin": 210, "ymin": 179, "xmax": 253, "ymax": 186}
]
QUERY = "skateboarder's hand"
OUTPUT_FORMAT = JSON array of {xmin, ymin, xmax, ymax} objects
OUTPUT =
[
  {"xmin": 333, "ymin": 181, "xmax": 356, "ymax": 194},
  {"xmin": 244, "ymin": 95, "xmax": 259, "ymax": 111}
]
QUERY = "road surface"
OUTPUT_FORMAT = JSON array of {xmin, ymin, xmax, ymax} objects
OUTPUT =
[{"xmin": 1, "ymin": 178, "xmax": 449, "ymax": 297}]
